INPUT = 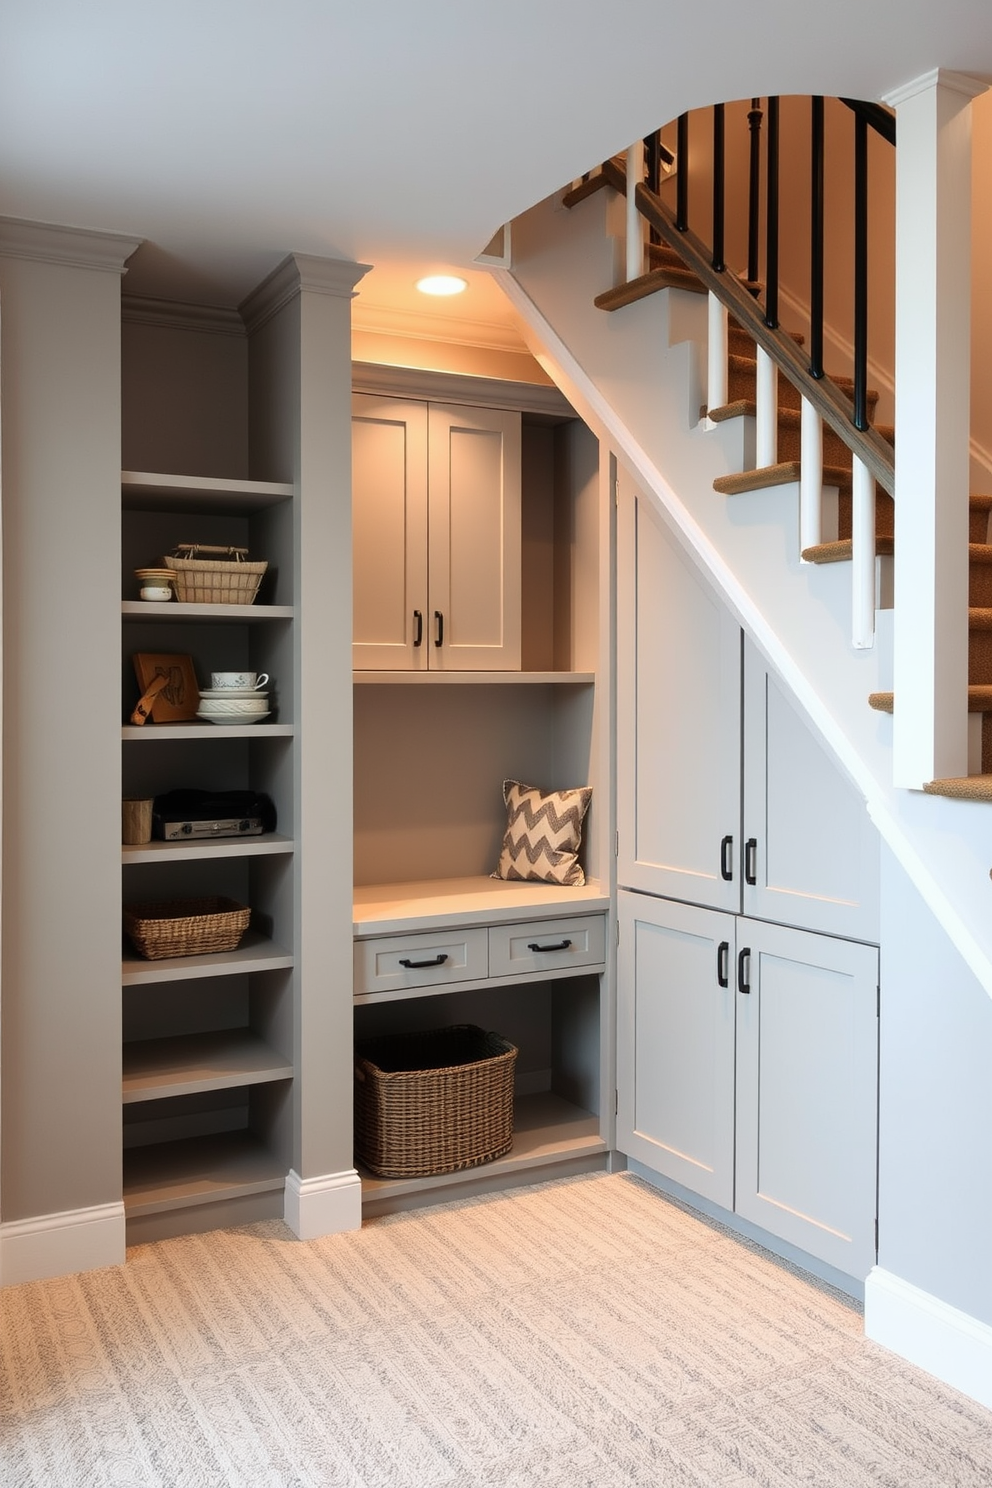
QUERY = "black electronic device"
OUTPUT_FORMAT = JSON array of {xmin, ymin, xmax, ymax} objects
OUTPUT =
[{"xmin": 152, "ymin": 789, "xmax": 277, "ymax": 842}]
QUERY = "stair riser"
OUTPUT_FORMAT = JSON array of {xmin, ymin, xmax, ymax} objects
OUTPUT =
[
  {"xmin": 969, "ymin": 631, "xmax": 992, "ymax": 685},
  {"xmin": 836, "ymin": 491, "xmax": 895, "ymax": 542},
  {"xmin": 970, "ymin": 565, "xmax": 992, "ymax": 609},
  {"xmin": 727, "ymin": 364, "xmax": 877, "ymax": 420}
]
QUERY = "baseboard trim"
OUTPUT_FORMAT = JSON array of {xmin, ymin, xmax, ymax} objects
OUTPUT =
[
  {"xmin": 865, "ymin": 1267, "xmax": 992, "ymax": 1410},
  {"xmin": 0, "ymin": 1201, "xmax": 126, "ymax": 1286},
  {"xmin": 284, "ymin": 1168, "xmax": 362, "ymax": 1240}
]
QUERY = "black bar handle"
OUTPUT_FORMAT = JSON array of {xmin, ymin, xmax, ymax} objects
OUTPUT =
[
  {"xmin": 527, "ymin": 939, "xmax": 572, "ymax": 953},
  {"xmin": 738, "ymin": 947, "xmax": 751, "ymax": 995},
  {"xmin": 745, "ymin": 838, "xmax": 758, "ymax": 886},
  {"xmin": 413, "ymin": 609, "xmax": 423, "ymax": 647},
  {"xmin": 720, "ymin": 834, "xmax": 734, "ymax": 882},
  {"xmin": 717, "ymin": 940, "xmax": 730, "ymax": 988},
  {"xmin": 399, "ymin": 954, "xmax": 448, "ymax": 969},
  {"xmin": 434, "ymin": 610, "xmax": 444, "ymax": 647}
]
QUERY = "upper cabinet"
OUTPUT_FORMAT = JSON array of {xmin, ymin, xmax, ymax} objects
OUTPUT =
[
  {"xmin": 353, "ymin": 394, "xmax": 522, "ymax": 671},
  {"xmin": 617, "ymin": 477, "xmax": 879, "ymax": 942}
]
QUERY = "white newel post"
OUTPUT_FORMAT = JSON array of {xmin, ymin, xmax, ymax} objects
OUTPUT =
[
  {"xmin": 884, "ymin": 69, "xmax": 987, "ymax": 787},
  {"xmin": 799, "ymin": 396, "xmax": 823, "ymax": 554},
  {"xmin": 626, "ymin": 142, "xmax": 644, "ymax": 283}
]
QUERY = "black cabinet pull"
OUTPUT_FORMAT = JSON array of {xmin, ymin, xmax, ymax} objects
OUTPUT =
[
  {"xmin": 720, "ymin": 834, "xmax": 734, "ymax": 881},
  {"xmin": 717, "ymin": 940, "xmax": 730, "ymax": 988},
  {"xmin": 745, "ymin": 837, "xmax": 758, "ymax": 885},
  {"xmin": 738, "ymin": 947, "xmax": 751, "ymax": 994},
  {"xmin": 398, "ymin": 953, "xmax": 448, "ymax": 969},
  {"xmin": 413, "ymin": 609, "xmax": 423, "ymax": 647},
  {"xmin": 527, "ymin": 939, "xmax": 572, "ymax": 953},
  {"xmin": 434, "ymin": 610, "xmax": 444, "ymax": 647}
]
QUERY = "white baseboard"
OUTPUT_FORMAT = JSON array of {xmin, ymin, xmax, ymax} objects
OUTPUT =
[
  {"xmin": 865, "ymin": 1266, "xmax": 992, "ymax": 1410},
  {"xmin": 284, "ymin": 1167, "xmax": 362, "ymax": 1240},
  {"xmin": 0, "ymin": 1202, "xmax": 126, "ymax": 1287}
]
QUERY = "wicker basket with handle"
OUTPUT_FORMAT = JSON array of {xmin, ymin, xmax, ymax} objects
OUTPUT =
[
  {"xmin": 354, "ymin": 1024, "xmax": 517, "ymax": 1178},
  {"xmin": 123, "ymin": 896, "xmax": 251, "ymax": 959},
  {"xmin": 166, "ymin": 545, "xmax": 268, "ymax": 605}
]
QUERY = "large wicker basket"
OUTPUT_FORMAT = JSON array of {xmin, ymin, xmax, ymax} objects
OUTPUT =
[
  {"xmin": 354, "ymin": 1024, "xmax": 517, "ymax": 1178},
  {"xmin": 167, "ymin": 545, "xmax": 268, "ymax": 605},
  {"xmin": 123, "ymin": 896, "xmax": 251, "ymax": 960}
]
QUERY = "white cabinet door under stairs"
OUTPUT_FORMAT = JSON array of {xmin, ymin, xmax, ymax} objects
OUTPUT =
[
  {"xmin": 352, "ymin": 394, "xmax": 522, "ymax": 672},
  {"xmin": 617, "ymin": 478, "xmax": 879, "ymax": 942},
  {"xmin": 617, "ymin": 890, "xmax": 879, "ymax": 1278}
]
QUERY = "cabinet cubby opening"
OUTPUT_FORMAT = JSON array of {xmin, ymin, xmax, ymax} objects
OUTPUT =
[{"xmin": 122, "ymin": 853, "xmax": 293, "ymax": 965}]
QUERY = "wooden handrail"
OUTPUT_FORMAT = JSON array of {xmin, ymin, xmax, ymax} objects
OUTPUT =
[{"xmin": 634, "ymin": 181, "xmax": 896, "ymax": 492}]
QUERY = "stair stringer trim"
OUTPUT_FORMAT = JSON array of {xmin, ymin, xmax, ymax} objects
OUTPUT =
[{"xmin": 494, "ymin": 190, "xmax": 992, "ymax": 999}]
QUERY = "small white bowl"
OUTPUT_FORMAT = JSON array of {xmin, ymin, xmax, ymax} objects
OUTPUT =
[{"xmin": 197, "ymin": 696, "xmax": 269, "ymax": 715}]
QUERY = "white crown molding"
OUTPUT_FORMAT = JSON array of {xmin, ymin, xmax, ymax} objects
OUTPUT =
[
  {"xmin": 284, "ymin": 1167, "xmax": 362, "ymax": 1241},
  {"xmin": 352, "ymin": 359, "xmax": 574, "ymax": 417},
  {"xmin": 865, "ymin": 1266, "xmax": 992, "ymax": 1411},
  {"xmin": 353, "ymin": 299, "xmax": 529, "ymax": 355},
  {"xmin": 240, "ymin": 253, "xmax": 371, "ymax": 335},
  {"xmin": 121, "ymin": 294, "xmax": 246, "ymax": 336},
  {"xmin": 0, "ymin": 216, "xmax": 142, "ymax": 274},
  {"xmin": 883, "ymin": 68, "xmax": 989, "ymax": 108},
  {"xmin": 0, "ymin": 1201, "xmax": 126, "ymax": 1286}
]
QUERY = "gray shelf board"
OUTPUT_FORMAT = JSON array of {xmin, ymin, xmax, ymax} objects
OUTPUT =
[
  {"xmin": 359, "ymin": 1091, "xmax": 606, "ymax": 1203},
  {"xmin": 354, "ymin": 875, "xmax": 610, "ymax": 936},
  {"xmin": 121, "ymin": 470, "xmax": 294, "ymax": 512},
  {"xmin": 123, "ymin": 1131, "xmax": 285, "ymax": 1216},
  {"xmin": 353, "ymin": 670, "xmax": 595, "ymax": 686},
  {"xmin": 122, "ymin": 929, "xmax": 294, "ymax": 986},
  {"xmin": 122, "ymin": 721, "xmax": 294, "ymax": 740},
  {"xmin": 123, "ymin": 833, "xmax": 294, "ymax": 865},
  {"xmin": 122, "ymin": 600, "xmax": 294, "ymax": 621},
  {"xmin": 123, "ymin": 1029, "xmax": 293, "ymax": 1103}
]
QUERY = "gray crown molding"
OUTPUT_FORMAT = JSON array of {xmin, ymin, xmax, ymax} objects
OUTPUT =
[
  {"xmin": 121, "ymin": 294, "xmax": 246, "ymax": 336},
  {"xmin": 0, "ymin": 216, "xmax": 142, "ymax": 273},
  {"xmin": 352, "ymin": 299, "xmax": 530, "ymax": 354},
  {"xmin": 883, "ymin": 68, "xmax": 989, "ymax": 108},
  {"xmin": 240, "ymin": 252, "xmax": 372, "ymax": 334},
  {"xmin": 351, "ymin": 360, "xmax": 574, "ymax": 418}
]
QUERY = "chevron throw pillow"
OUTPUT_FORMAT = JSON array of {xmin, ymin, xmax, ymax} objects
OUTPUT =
[{"xmin": 493, "ymin": 779, "xmax": 592, "ymax": 887}]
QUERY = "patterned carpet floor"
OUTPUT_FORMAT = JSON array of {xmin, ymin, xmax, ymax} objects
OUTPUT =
[{"xmin": 1, "ymin": 1172, "xmax": 991, "ymax": 1486}]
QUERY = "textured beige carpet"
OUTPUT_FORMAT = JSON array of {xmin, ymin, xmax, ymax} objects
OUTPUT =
[{"xmin": 1, "ymin": 1172, "xmax": 991, "ymax": 1486}]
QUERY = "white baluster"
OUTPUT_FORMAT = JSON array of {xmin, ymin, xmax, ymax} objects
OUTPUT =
[
  {"xmin": 800, "ymin": 396, "xmax": 823, "ymax": 554},
  {"xmin": 707, "ymin": 292, "xmax": 728, "ymax": 416},
  {"xmin": 626, "ymin": 142, "xmax": 644, "ymax": 283},
  {"xmin": 755, "ymin": 347, "xmax": 778, "ymax": 468},
  {"xmin": 851, "ymin": 454, "xmax": 876, "ymax": 649}
]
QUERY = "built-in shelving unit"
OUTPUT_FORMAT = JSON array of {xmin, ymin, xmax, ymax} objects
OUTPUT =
[
  {"xmin": 121, "ymin": 469, "xmax": 297, "ymax": 1242},
  {"xmin": 352, "ymin": 671, "xmax": 595, "ymax": 686}
]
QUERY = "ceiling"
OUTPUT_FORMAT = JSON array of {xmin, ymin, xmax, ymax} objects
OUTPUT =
[{"xmin": 3, "ymin": 2, "xmax": 992, "ymax": 337}]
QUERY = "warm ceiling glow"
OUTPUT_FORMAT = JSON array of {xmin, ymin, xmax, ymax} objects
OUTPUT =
[{"xmin": 416, "ymin": 274, "xmax": 468, "ymax": 297}]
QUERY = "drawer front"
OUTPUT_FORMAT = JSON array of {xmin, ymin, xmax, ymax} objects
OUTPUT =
[
  {"xmin": 488, "ymin": 915, "xmax": 607, "ymax": 979},
  {"xmin": 354, "ymin": 927, "xmax": 489, "ymax": 997}
]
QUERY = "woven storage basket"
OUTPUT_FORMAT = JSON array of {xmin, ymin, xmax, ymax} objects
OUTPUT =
[
  {"xmin": 123, "ymin": 896, "xmax": 250, "ymax": 960},
  {"xmin": 166, "ymin": 545, "xmax": 268, "ymax": 605},
  {"xmin": 354, "ymin": 1024, "xmax": 517, "ymax": 1178}
]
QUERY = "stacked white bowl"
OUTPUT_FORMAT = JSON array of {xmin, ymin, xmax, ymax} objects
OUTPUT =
[{"xmin": 197, "ymin": 671, "xmax": 271, "ymax": 726}]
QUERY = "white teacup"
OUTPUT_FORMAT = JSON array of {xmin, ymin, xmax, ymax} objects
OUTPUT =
[{"xmin": 210, "ymin": 671, "xmax": 269, "ymax": 691}]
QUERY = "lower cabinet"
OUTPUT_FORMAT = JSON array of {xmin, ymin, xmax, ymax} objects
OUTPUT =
[{"xmin": 616, "ymin": 890, "xmax": 879, "ymax": 1280}]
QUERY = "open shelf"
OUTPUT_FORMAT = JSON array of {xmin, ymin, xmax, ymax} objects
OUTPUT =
[
  {"xmin": 123, "ymin": 1029, "xmax": 293, "ymax": 1103},
  {"xmin": 122, "ymin": 471, "xmax": 294, "ymax": 512},
  {"xmin": 353, "ymin": 671, "xmax": 595, "ymax": 686},
  {"xmin": 358, "ymin": 1091, "xmax": 606, "ymax": 1206},
  {"xmin": 122, "ymin": 930, "xmax": 294, "ymax": 986},
  {"xmin": 122, "ymin": 721, "xmax": 293, "ymax": 740},
  {"xmin": 354, "ymin": 875, "xmax": 610, "ymax": 937},
  {"xmin": 122, "ymin": 600, "xmax": 294, "ymax": 622},
  {"xmin": 123, "ymin": 1130, "xmax": 285, "ymax": 1216},
  {"xmin": 123, "ymin": 833, "xmax": 294, "ymax": 865}
]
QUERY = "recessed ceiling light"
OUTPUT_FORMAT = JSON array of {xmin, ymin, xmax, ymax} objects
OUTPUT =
[{"xmin": 416, "ymin": 274, "xmax": 468, "ymax": 297}]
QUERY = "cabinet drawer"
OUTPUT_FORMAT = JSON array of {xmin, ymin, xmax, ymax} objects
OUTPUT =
[
  {"xmin": 354, "ymin": 927, "xmax": 488, "ymax": 997},
  {"xmin": 488, "ymin": 915, "xmax": 606, "ymax": 979}
]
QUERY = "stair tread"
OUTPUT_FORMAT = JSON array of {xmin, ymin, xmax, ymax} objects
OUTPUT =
[
  {"xmin": 708, "ymin": 398, "xmax": 893, "ymax": 445},
  {"xmin": 724, "ymin": 353, "xmax": 875, "ymax": 403},
  {"xmin": 595, "ymin": 266, "xmax": 706, "ymax": 310},
  {"xmin": 923, "ymin": 775, "xmax": 992, "ymax": 803},
  {"xmin": 971, "ymin": 609, "xmax": 992, "ymax": 630},
  {"xmin": 970, "ymin": 543, "xmax": 992, "ymax": 563},
  {"xmin": 714, "ymin": 461, "xmax": 854, "ymax": 496},
  {"xmin": 870, "ymin": 687, "xmax": 992, "ymax": 714},
  {"xmin": 801, "ymin": 536, "xmax": 895, "ymax": 564}
]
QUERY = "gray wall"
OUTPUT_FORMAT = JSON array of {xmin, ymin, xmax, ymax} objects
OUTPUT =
[{"xmin": 878, "ymin": 843, "xmax": 992, "ymax": 1325}]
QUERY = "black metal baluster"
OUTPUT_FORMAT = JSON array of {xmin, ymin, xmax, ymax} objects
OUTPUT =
[
  {"xmin": 676, "ymin": 112, "xmax": 689, "ymax": 231},
  {"xmin": 747, "ymin": 98, "xmax": 763, "ymax": 286},
  {"xmin": 764, "ymin": 95, "xmax": 780, "ymax": 329},
  {"xmin": 645, "ymin": 132, "xmax": 661, "ymax": 245},
  {"xmin": 853, "ymin": 111, "xmax": 869, "ymax": 431},
  {"xmin": 809, "ymin": 96, "xmax": 825, "ymax": 379},
  {"xmin": 712, "ymin": 103, "xmax": 726, "ymax": 272}
]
